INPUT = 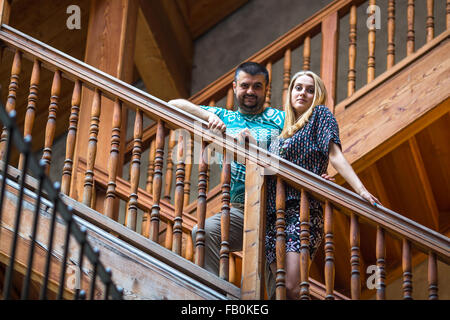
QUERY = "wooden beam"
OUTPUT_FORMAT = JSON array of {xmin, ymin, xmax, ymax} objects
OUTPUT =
[
  {"xmin": 136, "ymin": 0, "xmax": 192, "ymax": 100},
  {"xmin": 241, "ymin": 160, "xmax": 266, "ymax": 300},
  {"xmin": 321, "ymin": 11, "xmax": 339, "ymax": 112},
  {"xmin": 408, "ymin": 136, "xmax": 440, "ymax": 230}
]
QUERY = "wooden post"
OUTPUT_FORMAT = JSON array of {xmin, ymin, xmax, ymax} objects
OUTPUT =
[
  {"xmin": 426, "ymin": 0, "xmax": 435, "ymax": 42},
  {"xmin": 376, "ymin": 226, "xmax": 386, "ymax": 300},
  {"xmin": 324, "ymin": 200, "xmax": 335, "ymax": 300},
  {"xmin": 172, "ymin": 133, "xmax": 185, "ymax": 255},
  {"xmin": 387, "ymin": 0, "xmax": 396, "ymax": 69},
  {"xmin": 264, "ymin": 61, "xmax": 272, "ymax": 108},
  {"xmin": 427, "ymin": 252, "xmax": 438, "ymax": 300},
  {"xmin": 367, "ymin": 0, "xmax": 376, "ymax": 83},
  {"xmin": 241, "ymin": 160, "xmax": 266, "ymax": 300},
  {"xmin": 299, "ymin": 189, "xmax": 311, "ymax": 300},
  {"xmin": 282, "ymin": 48, "xmax": 291, "ymax": 107},
  {"xmin": 348, "ymin": 5, "xmax": 357, "ymax": 97},
  {"xmin": 402, "ymin": 239, "xmax": 413, "ymax": 299},
  {"xmin": 321, "ymin": 12, "xmax": 339, "ymax": 113},
  {"xmin": 303, "ymin": 35, "xmax": 311, "ymax": 71},
  {"xmin": 350, "ymin": 213, "xmax": 361, "ymax": 299},
  {"xmin": 0, "ymin": 0, "xmax": 11, "ymax": 25},
  {"xmin": 150, "ymin": 120, "xmax": 165, "ymax": 242},
  {"xmin": 275, "ymin": 177, "xmax": 286, "ymax": 300},
  {"xmin": 219, "ymin": 151, "xmax": 231, "ymax": 280},
  {"xmin": 407, "ymin": 0, "xmax": 415, "ymax": 56}
]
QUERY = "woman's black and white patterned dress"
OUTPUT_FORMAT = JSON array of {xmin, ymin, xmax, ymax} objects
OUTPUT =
[{"xmin": 265, "ymin": 105, "xmax": 341, "ymax": 265}]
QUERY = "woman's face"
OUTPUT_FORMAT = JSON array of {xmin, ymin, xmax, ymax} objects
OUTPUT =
[{"xmin": 290, "ymin": 74, "xmax": 315, "ymax": 118}]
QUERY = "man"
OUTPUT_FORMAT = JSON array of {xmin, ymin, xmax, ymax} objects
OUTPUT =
[{"xmin": 169, "ymin": 61, "xmax": 284, "ymax": 298}]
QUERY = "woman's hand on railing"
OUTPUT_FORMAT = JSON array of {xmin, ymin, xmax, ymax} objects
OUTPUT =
[
  {"xmin": 359, "ymin": 188, "xmax": 381, "ymax": 207},
  {"xmin": 321, "ymin": 173, "xmax": 335, "ymax": 182}
]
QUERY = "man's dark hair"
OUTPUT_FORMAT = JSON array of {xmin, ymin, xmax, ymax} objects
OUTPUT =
[{"xmin": 234, "ymin": 62, "xmax": 269, "ymax": 85}]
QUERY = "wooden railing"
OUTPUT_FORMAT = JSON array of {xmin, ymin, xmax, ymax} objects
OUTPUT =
[
  {"xmin": 0, "ymin": 103, "xmax": 123, "ymax": 300},
  {"xmin": 0, "ymin": 0, "xmax": 449, "ymax": 300}
]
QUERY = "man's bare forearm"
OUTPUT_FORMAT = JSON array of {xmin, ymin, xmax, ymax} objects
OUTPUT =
[{"xmin": 168, "ymin": 99, "xmax": 211, "ymax": 122}]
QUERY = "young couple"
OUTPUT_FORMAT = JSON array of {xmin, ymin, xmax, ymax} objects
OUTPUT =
[{"xmin": 169, "ymin": 62, "xmax": 380, "ymax": 300}]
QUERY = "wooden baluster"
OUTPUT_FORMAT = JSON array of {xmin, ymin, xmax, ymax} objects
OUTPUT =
[
  {"xmin": 275, "ymin": 177, "xmax": 286, "ymax": 300},
  {"xmin": 150, "ymin": 120, "xmax": 165, "ymax": 242},
  {"xmin": 183, "ymin": 134, "xmax": 193, "ymax": 206},
  {"xmin": 324, "ymin": 200, "xmax": 335, "ymax": 300},
  {"xmin": 0, "ymin": 50, "xmax": 21, "ymax": 160},
  {"xmin": 172, "ymin": 133, "xmax": 185, "ymax": 255},
  {"xmin": 185, "ymin": 233, "xmax": 194, "ymax": 262},
  {"xmin": 103, "ymin": 99, "xmax": 122, "ymax": 220},
  {"xmin": 164, "ymin": 130, "xmax": 176, "ymax": 201},
  {"xmin": 407, "ymin": 0, "xmax": 415, "ymax": 56},
  {"xmin": 226, "ymin": 87, "xmax": 234, "ymax": 110},
  {"xmin": 19, "ymin": 58, "xmax": 41, "ymax": 170},
  {"xmin": 303, "ymin": 35, "xmax": 311, "ymax": 70},
  {"xmin": 125, "ymin": 110, "xmax": 143, "ymax": 231},
  {"xmin": 387, "ymin": 0, "xmax": 396, "ymax": 69},
  {"xmin": 205, "ymin": 99, "xmax": 215, "ymax": 193},
  {"xmin": 165, "ymin": 221, "xmax": 173, "ymax": 250},
  {"xmin": 142, "ymin": 138, "xmax": 156, "ymax": 237},
  {"xmin": 426, "ymin": 0, "xmax": 434, "ymax": 42},
  {"xmin": 367, "ymin": 0, "xmax": 376, "ymax": 83},
  {"xmin": 348, "ymin": 5, "xmax": 357, "ymax": 97},
  {"xmin": 61, "ymin": 80, "xmax": 81, "ymax": 195},
  {"xmin": 229, "ymin": 254, "xmax": 236, "ymax": 284},
  {"xmin": 447, "ymin": 0, "xmax": 450, "ymax": 30},
  {"xmin": 219, "ymin": 150, "xmax": 231, "ymax": 281},
  {"xmin": 427, "ymin": 252, "xmax": 438, "ymax": 300},
  {"xmin": 282, "ymin": 48, "xmax": 291, "ymax": 106},
  {"xmin": 299, "ymin": 189, "xmax": 310, "ymax": 300},
  {"xmin": 350, "ymin": 213, "xmax": 361, "ymax": 299},
  {"xmin": 82, "ymin": 88, "xmax": 101, "ymax": 207},
  {"xmin": 195, "ymin": 141, "xmax": 209, "ymax": 267},
  {"xmin": 376, "ymin": 226, "xmax": 386, "ymax": 300},
  {"xmin": 41, "ymin": 70, "xmax": 61, "ymax": 175},
  {"xmin": 264, "ymin": 61, "xmax": 272, "ymax": 108},
  {"xmin": 402, "ymin": 239, "xmax": 413, "ymax": 299}
]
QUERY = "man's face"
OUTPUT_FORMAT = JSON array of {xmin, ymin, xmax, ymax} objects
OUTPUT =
[{"xmin": 233, "ymin": 71, "xmax": 267, "ymax": 114}]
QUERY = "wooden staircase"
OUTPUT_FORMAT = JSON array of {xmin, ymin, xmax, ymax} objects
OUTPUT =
[{"xmin": 0, "ymin": 0, "xmax": 448, "ymax": 300}]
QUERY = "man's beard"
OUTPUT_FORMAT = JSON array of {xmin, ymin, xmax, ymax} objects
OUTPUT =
[{"xmin": 238, "ymin": 94, "xmax": 263, "ymax": 113}]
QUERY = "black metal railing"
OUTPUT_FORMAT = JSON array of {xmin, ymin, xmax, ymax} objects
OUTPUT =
[{"xmin": 0, "ymin": 101, "xmax": 123, "ymax": 300}]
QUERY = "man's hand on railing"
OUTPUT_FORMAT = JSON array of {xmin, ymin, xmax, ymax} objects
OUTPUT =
[
  {"xmin": 207, "ymin": 113, "xmax": 227, "ymax": 134},
  {"xmin": 237, "ymin": 128, "xmax": 256, "ymax": 145}
]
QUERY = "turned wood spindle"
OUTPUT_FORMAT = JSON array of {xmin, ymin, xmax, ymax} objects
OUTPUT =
[
  {"xmin": 172, "ymin": 133, "xmax": 185, "ymax": 255},
  {"xmin": 142, "ymin": 138, "xmax": 156, "ymax": 237},
  {"xmin": 19, "ymin": 58, "xmax": 41, "ymax": 170},
  {"xmin": 219, "ymin": 150, "xmax": 231, "ymax": 281},
  {"xmin": 125, "ymin": 110, "xmax": 143, "ymax": 231},
  {"xmin": 183, "ymin": 135, "xmax": 193, "ymax": 206},
  {"xmin": 299, "ymin": 189, "xmax": 311, "ymax": 300},
  {"xmin": 226, "ymin": 87, "xmax": 234, "ymax": 110},
  {"xmin": 387, "ymin": 0, "xmax": 396, "ymax": 69},
  {"xmin": 324, "ymin": 200, "xmax": 335, "ymax": 300},
  {"xmin": 376, "ymin": 226, "xmax": 386, "ymax": 300},
  {"xmin": 150, "ymin": 120, "xmax": 165, "ymax": 242},
  {"xmin": 447, "ymin": 0, "xmax": 450, "ymax": 30},
  {"xmin": 426, "ymin": 0, "xmax": 435, "ymax": 42},
  {"xmin": 0, "ymin": 50, "xmax": 21, "ymax": 160},
  {"xmin": 367, "ymin": 0, "xmax": 376, "ymax": 83},
  {"xmin": 82, "ymin": 88, "xmax": 101, "ymax": 207},
  {"xmin": 350, "ymin": 213, "xmax": 361, "ymax": 299},
  {"xmin": 163, "ymin": 130, "xmax": 176, "ymax": 201},
  {"xmin": 103, "ymin": 98, "xmax": 122, "ymax": 220},
  {"xmin": 303, "ymin": 35, "xmax": 311, "ymax": 71},
  {"xmin": 165, "ymin": 221, "xmax": 173, "ymax": 250},
  {"xmin": 275, "ymin": 177, "xmax": 286, "ymax": 300},
  {"xmin": 41, "ymin": 70, "xmax": 62, "ymax": 175},
  {"xmin": 407, "ymin": 0, "xmax": 415, "ymax": 56},
  {"xmin": 348, "ymin": 5, "xmax": 357, "ymax": 97},
  {"xmin": 402, "ymin": 239, "xmax": 413, "ymax": 299},
  {"xmin": 264, "ymin": 61, "xmax": 272, "ymax": 108},
  {"xmin": 427, "ymin": 251, "xmax": 438, "ymax": 300},
  {"xmin": 61, "ymin": 80, "xmax": 82, "ymax": 195},
  {"xmin": 282, "ymin": 48, "xmax": 292, "ymax": 106},
  {"xmin": 195, "ymin": 141, "xmax": 209, "ymax": 267}
]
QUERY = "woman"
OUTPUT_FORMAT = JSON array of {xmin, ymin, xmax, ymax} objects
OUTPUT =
[{"xmin": 265, "ymin": 70, "xmax": 380, "ymax": 300}]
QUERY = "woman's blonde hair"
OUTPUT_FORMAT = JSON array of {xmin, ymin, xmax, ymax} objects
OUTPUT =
[{"xmin": 280, "ymin": 70, "xmax": 327, "ymax": 139}]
